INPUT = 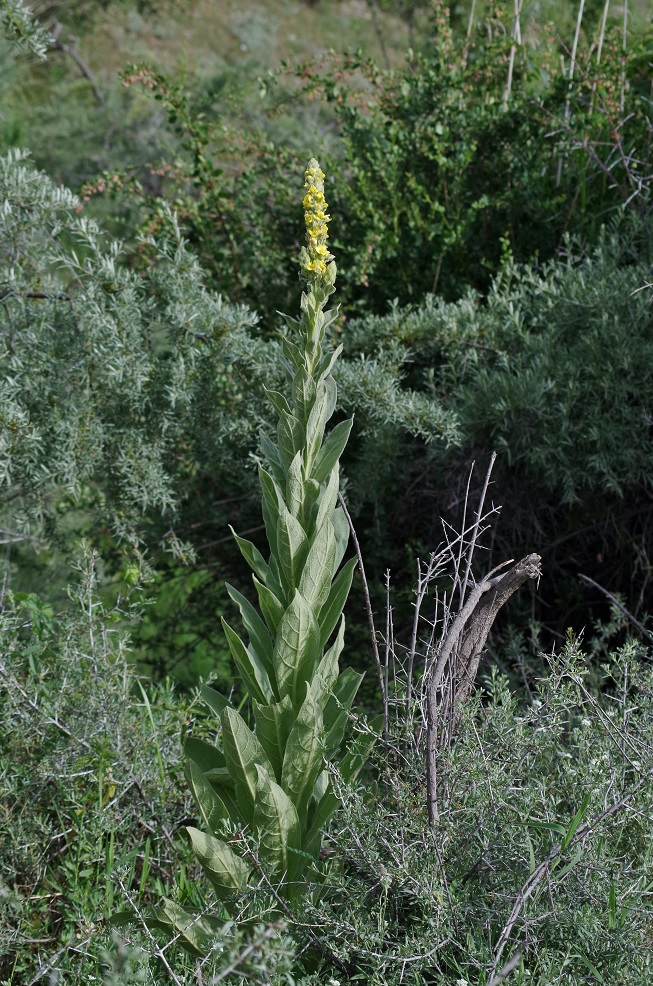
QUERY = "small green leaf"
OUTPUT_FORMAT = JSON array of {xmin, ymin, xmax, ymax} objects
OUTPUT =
[
  {"xmin": 231, "ymin": 528, "xmax": 274, "ymax": 587},
  {"xmin": 222, "ymin": 618, "xmax": 274, "ymax": 705},
  {"xmin": 313, "ymin": 463, "xmax": 340, "ymax": 534},
  {"xmin": 274, "ymin": 589, "xmax": 321, "ymax": 705},
  {"xmin": 259, "ymin": 466, "xmax": 282, "ymax": 555},
  {"xmin": 305, "ymin": 392, "xmax": 329, "ymax": 471},
  {"xmin": 263, "ymin": 386, "xmax": 291, "ymax": 417},
  {"xmin": 561, "ymin": 790, "xmax": 592, "ymax": 851},
  {"xmin": 260, "ymin": 434, "xmax": 286, "ymax": 486},
  {"xmin": 312, "ymin": 418, "xmax": 353, "ymax": 485},
  {"xmin": 186, "ymin": 827, "xmax": 250, "ymax": 898}
]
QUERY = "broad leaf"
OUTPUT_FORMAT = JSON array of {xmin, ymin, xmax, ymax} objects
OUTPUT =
[
  {"xmin": 319, "ymin": 557, "xmax": 357, "ymax": 648},
  {"xmin": 263, "ymin": 386, "xmax": 291, "ymax": 417},
  {"xmin": 259, "ymin": 433, "xmax": 286, "ymax": 486},
  {"xmin": 305, "ymin": 391, "xmax": 329, "ymax": 471},
  {"xmin": 312, "ymin": 418, "xmax": 353, "ymax": 485},
  {"xmin": 253, "ymin": 765, "xmax": 301, "ymax": 882},
  {"xmin": 186, "ymin": 827, "xmax": 250, "ymax": 899},
  {"xmin": 292, "ymin": 367, "xmax": 317, "ymax": 425},
  {"xmin": 230, "ymin": 528, "xmax": 274, "ymax": 587},
  {"xmin": 221, "ymin": 706, "xmax": 273, "ymax": 825},
  {"xmin": 323, "ymin": 668, "xmax": 363, "ymax": 757},
  {"xmin": 286, "ymin": 450, "xmax": 304, "ymax": 520},
  {"xmin": 273, "ymin": 589, "xmax": 321, "ymax": 705},
  {"xmin": 303, "ymin": 785, "xmax": 340, "ymax": 859},
  {"xmin": 253, "ymin": 694, "xmax": 295, "ymax": 782},
  {"xmin": 282, "ymin": 682, "xmax": 325, "ymax": 830},
  {"xmin": 278, "ymin": 410, "xmax": 304, "ymax": 470},
  {"xmin": 138, "ymin": 898, "xmax": 224, "ymax": 957},
  {"xmin": 221, "ymin": 618, "xmax": 274, "ymax": 704},
  {"xmin": 332, "ymin": 506, "xmax": 350, "ymax": 574},
  {"xmin": 299, "ymin": 518, "xmax": 336, "ymax": 612},
  {"xmin": 315, "ymin": 617, "xmax": 346, "ymax": 700},
  {"xmin": 313, "ymin": 463, "xmax": 340, "ymax": 535},
  {"xmin": 184, "ymin": 736, "xmax": 226, "ymax": 775},
  {"xmin": 259, "ymin": 466, "xmax": 282, "ymax": 555},
  {"xmin": 225, "ymin": 583, "xmax": 275, "ymax": 682}
]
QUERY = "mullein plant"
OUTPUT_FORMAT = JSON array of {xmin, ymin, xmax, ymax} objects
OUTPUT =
[{"xmin": 137, "ymin": 160, "xmax": 366, "ymax": 954}]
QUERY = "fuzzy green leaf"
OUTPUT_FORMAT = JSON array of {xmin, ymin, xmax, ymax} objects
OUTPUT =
[
  {"xmin": 185, "ymin": 758, "xmax": 231, "ymax": 832},
  {"xmin": 221, "ymin": 706, "xmax": 273, "ymax": 825},
  {"xmin": 225, "ymin": 583, "xmax": 275, "ymax": 681},
  {"xmin": 319, "ymin": 556, "xmax": 357, "ymax": 648},
  {"xmin": 313, "ymin": 463, "xmax": 340, "ymax": 535},
  {"xmin": 303, "ymin": 785, "xmax": 340, "ymax": 859},
  {"xmin": 312, "ymin": 418, "xmax": 353, "ymax": 485},
  {"xmin": 299, "ymin": 519, "xmax": 337, "ymax": 612},
  {"xmin": 186, "ymin": 827, "xmax": 250, "ymax": 898},
  {"xmin": 184, "ymin": 736, "xmax": 227, "ymax": 775},
  {"xmin": 276, "ymin": 503, "xmax": 308, "ymax": 594},
  {"xmin": 286, "ymin": 450, "xmax": 304, "ymax": 520},
  {"xmin": 253, "ymin": 575, "xmax": 285, "ymax": 636},
  {"xmin": 278, "ymin": 411, "xmax": 304, "ymax": 470},
  {"xmin": 259, "ymin": 433, "xmax": 286, "ymax": 486},
  {"xmin": 230, "ymin": 528, "xmax": 274, "ymax": 587},
  {"xmin": 197, "ymin": 683, "xmax": 229, "ymax": 720},
  {"xmin": 221, "ymin": 618, "xmax": 274, "ymax": 705},
  {"xmin": 274, "ymin": 589, "xmax": 321, "ymax": 705},
  {"xmin": 282, "ymin": 682, "xmax": 325, "ymax": 831},
  {"xmin": 332, "ymin": 506, "xmax": 350, "ymax": 574},
  {"xmin": 253, "ymin": 765, "xmax": 301, "ymax": 882},
  {"xmin": 263, "ymin": 386, "xmax": 291, "ymax": 417},
  {"xmin": 292, "ymin": 367, "xmax": 317, "ymax": 425},
  {"xmin": 259, "ymin": 466, "xmax": 282, "ymax": 556},
  {"xmin": 252, "ymin": 694, "xmax": 295, "ymax": 782}
]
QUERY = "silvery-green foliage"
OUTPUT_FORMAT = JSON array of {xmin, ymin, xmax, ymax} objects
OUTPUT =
[
  {"xmin": 295, "ymin": 637, "xmax": 653, "ymax": 985},
  {"xmin": 0, "ymin": 0, "xmax": 51, "ymax": 58}
]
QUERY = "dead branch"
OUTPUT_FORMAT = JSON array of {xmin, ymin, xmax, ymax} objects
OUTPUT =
[
  {"xmin": 426, "ymin": 552, "xmax": 542, "ymax": 825},
  {"xmin": 51, "ymin": 21, "xmax": 104, "ymax": 105}
]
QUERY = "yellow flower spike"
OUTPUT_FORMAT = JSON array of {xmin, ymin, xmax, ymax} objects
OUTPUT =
[{"xmin": 301, "ymin": 158, "xmax": 333, "ymax": 279}]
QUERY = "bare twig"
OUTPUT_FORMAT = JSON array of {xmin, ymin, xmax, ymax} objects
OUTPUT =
[{"xmin": 578, "ymin": 572, "xmax": 653, "ymax": 645}]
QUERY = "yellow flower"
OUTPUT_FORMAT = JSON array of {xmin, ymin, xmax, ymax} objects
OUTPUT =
[{"xmin": 301, "ymin": 158, "xmax": 332, "ymax": 278}]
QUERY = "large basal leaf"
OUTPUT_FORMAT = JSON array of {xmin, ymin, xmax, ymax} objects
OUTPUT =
[
  {"xmin": 273, "ymin": 589, "xmax": 321, "ymax": 705},
  {"xmin": 186, "ymin": 827, "xmax": 250, "ymax": 899},
  {"xmin": 225, "ymin": 583, "xmax": 275, "ymax": 681},
  {"xmin": 311, "ymin": 418, "xmax": 353, "ymax": 485},
  {"xmin": 252, "ymin": 575, "xmax": 285, "ymax": 636},
  {"xmin": 281, "ymin": 682, "xmax": 325, "ymax": 831},
  {"xmin": 298, "ymin": 518, "xmax": 336, "ymax": 612},
  {"xmin": 318, "ymin": 556, "xmax": 357, "ymax": 648},
  {"xmin": 184, "ymin": 736, "xmax": 227, "ymax": 775},
  {"xmin": 221, "ymin": 706, "xmax": 273, "ymax": 825},
  {"xmin": 136, "ymin": 898, "xmax": 224, "ymax": 957},
  {"xmin": 253, "ymin": 765, "xmax": 302, "ymax": 883},
  {"xmin": 276, "ymin": 504, "xmax": 308, "ymax": 595},
  {"xmin": 252, "ymin": 693, "xmax": 295, "ymax": 782},
  {"xmin": 221, "ymin": 618, "xmax": 274, "ymax": 705},
  {"xmin": 185, "ymin": 758, "xmax": 233, "ymax": 832}
]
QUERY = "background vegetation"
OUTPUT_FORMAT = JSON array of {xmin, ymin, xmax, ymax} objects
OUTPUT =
[{"xmin": 1, "ymin": 0, "xmax": 652, "ymax": 982}]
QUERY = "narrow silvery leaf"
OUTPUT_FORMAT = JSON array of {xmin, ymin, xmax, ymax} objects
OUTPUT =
[
  {"xmin": 253, "ymin": 694, "xmax": 295, "ymax": 782},
  {"xmin": 221, "ymin": 706, "xmax": 273, "ymax": 825},
  {"xmin": 276, "ymin": 503, "xmax": 308, "ymax": 594},
  {"xmin": 185, "ymin": 758, "xmax": 230, "ymax": 832},
  {"xmin": 292, "ymin": 367, "xmax": 317, "ymax": 425},
  {"xmin": 259, "ymin": 434, "xmax": 286, "ymax": 486},
  {"xmin": 230, "ymin": 528, "xmax": 274, "ymax": 588},
  {"xmin": 259, "ymin": 466, "xmax": 282, "ymax": 555},
  {"xmin": 286, "ymin": 450, "xmax": 304, "ymax": 520},
  {"xmin": 252, "ymin": 575, "xmax": 285, "ymax": 636},
  {"xmin": 221, "ymin": 618, "xmax": 274, "ymax": 705},
  {"xmin": 332, "ymin": 506, "xmax": 350, "ymax": 574},
  {"xmin": 263, "ymin": 386, "xmax": 291, "ymax": 417},
  {"xmin": 312, "ymin": 418, "xmax": 353, "ymax": 485},
  {"xmin": 277, "ymin": 410, "xmax": 304, "ymax": 470},
  {"xmin": 323, "ymin": 373, "xmax": 338, "ymax": 424},
  {"xmin": 282, "ymin": 682, "xmax": 325, "ymax": 831},
  {"xmin": 186, "ymin": 827, "xmax": 250, "ymax": 898},
  {"xmin": 253, "ymin": 765, "xmax": 302, "ymax": 883},
  {"xmin": 274, "ymin": 589, "xmax": 321, "ymax": 705},
  {"xmin": 305, "ymin": 391, "xmax": 329, "ymax": 472},
  {"xmin": 226, "ymin": 583, "xmax": 275, "ymax": 681},
  {"xmin": 318, "ymin": 556, "xmax": 357, "ymax": 649},
  {"xmin": 313, "ymin": 464, "xmax": 340, "ymax": 536},
  {"xmin": 298, "ymin": 518, "xmax": 336, "ymax": 612},
  {"xmin": 315, "ymin": 616, "xmax": 346, "ymax": 700}
]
